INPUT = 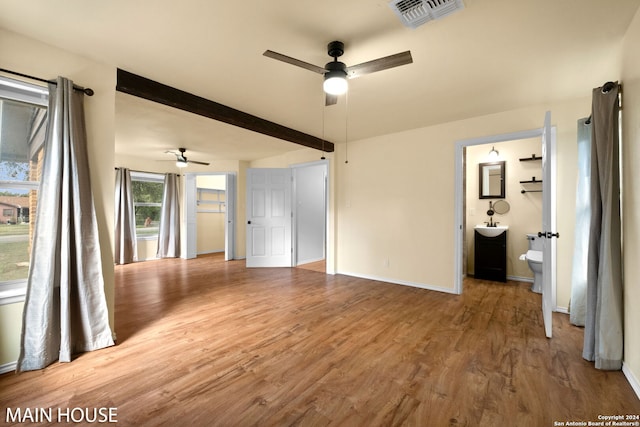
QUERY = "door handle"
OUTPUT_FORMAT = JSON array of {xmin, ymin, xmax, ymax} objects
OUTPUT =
[{"xmin": 247, "ymin": 221, "xmax": 251, "ymax": 224}]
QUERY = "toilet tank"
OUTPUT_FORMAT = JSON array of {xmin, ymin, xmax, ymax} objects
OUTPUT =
[{"xmin": 526, "ymin": 234, "xmax": 543, "ymax": 251}]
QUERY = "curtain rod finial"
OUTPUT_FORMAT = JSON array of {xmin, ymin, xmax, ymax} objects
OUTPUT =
[{"xmin": 602, "ymin": 81, "xmax": 615, "ymax": 93}]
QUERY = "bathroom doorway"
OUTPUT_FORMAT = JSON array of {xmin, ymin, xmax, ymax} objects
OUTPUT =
[
  {"xmin": 465, "ymin": 138, "xmax": 543, "ymax": 284},
  {"xmin": 453, "ymin": 120, "xmax": 557, "ymax": 320}
]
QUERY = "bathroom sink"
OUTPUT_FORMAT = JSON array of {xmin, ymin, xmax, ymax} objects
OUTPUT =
[{"xmin": 474, "ymin": 225, "xmax": 509, "ymax": 238}]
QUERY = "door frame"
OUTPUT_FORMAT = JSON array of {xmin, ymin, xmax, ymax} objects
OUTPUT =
[
  {"xmin": 453, "ymin": 126, "xmax": 557, "ymax": 309},
  {"xmin": 183, "ymin": 171, "xmax": 237, "ymax": 260},
  {"xmin": 291, "ymin": 160, "xmax": 328, "ymax": 267},
  {"xmin": 244, "ymin": 159, "xmax": 330, "ymax": 271}
]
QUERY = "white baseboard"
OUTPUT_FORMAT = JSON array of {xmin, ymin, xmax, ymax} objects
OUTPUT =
[
  {"xmin": 135, "ymin": 256, "xmax": 159, "ymax": 262},
  {"xmin": 623, "ymin": 362, "xmax": 640, "ymax": 401},
  {"xmin": 507, "ymin": 275, "xmax": 533, "ymax": 283},
  {"xmin": 336, "ymin": 271, "xmax": 459, "ymax": 295},
  {"xmin": 0, "ymin": 361, "xmax": 16, "ymax": 375},
  {"xmin": 197, "ymin": 249, "xmax": 224, "ymax": 256}
]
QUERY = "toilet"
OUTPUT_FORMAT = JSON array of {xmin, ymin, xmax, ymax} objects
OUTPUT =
[{"xmin": 524, "ymin": 234, "xmax": 543, "ymax": 293}]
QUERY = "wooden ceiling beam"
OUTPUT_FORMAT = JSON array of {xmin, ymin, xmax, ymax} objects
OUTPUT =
[{"xmin": 116, "ymin": 69, "xmax": 334, "ymax": 153}]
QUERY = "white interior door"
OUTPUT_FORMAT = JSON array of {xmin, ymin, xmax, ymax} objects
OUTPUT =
[
  {"xmin": 541, "ymin": 111, "xmax": 557, "ymax": 338},
  {"xmin": 246, "ymin": 168, "xmax": 292, "ymax": 267}
]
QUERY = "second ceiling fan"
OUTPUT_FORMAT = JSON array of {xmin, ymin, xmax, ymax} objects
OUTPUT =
[
  {"xmin": 263, "ymin": 41, "xmax": 413, "ymax": 105},
  {"xmin": 165, "ymin": 148, "xmax": 210, "ymax": 168}
]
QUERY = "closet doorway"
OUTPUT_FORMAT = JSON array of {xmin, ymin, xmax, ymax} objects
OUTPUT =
[{"xmin": 184, "ymin": 172, "xmax": 236, "ymax": 261}]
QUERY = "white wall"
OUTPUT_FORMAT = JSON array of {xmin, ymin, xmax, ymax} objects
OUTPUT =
[
  {"xmin": 621, "ymin": 5, "xmax": 640, "ymax": 396},
  {"xmin": 0, "ymin": 302, "xmax": 23, "ymax": 369}
]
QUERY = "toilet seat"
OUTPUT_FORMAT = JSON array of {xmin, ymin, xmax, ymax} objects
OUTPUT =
[{"xmin": 526, "ymin": 250, "xmax": 542, "ymax": 263}]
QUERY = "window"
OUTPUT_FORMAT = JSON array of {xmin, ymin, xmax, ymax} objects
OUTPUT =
[
  {"xmin": 130, "ymin": 172, "xmax": 164, "ymax": 240},
  {"xmin": 0, "ymin": 76, "xmax": 48, "ymax": 303}
]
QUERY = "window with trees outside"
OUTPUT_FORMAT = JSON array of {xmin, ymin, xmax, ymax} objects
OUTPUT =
[
  {"xmin": 0, "ymin": 76, "xmax": 48, "ymax": 301},
  {"xmin": 130, "ymin": 171, "xmax": 164, "ymax": 239}
]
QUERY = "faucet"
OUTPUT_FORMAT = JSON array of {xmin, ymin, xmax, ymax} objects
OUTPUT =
[{"xmin": 485, "ymin": 217, "xmax": 499, "ymax": 227}]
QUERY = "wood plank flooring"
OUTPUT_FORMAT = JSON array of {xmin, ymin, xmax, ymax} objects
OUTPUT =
[{"xmin": 1, "ymin": 253, "xmax": 639, "ymax": 426}]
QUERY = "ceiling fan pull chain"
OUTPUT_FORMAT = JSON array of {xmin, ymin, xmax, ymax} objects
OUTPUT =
[
  {"xmin": 345, "ymin": 90, "xmax": 349, "ymax": 164},
  {"xmin": 321, "ymin": 89, "xmax": 326, "ymax": 160}
]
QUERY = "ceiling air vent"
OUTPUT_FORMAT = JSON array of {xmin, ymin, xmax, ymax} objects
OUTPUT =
[{"xmin": 389, "ymin": 0, "xmax": 465, "ymax": 29}]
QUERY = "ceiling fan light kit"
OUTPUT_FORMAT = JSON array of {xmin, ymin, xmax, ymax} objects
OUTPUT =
[
  {"xmin": 263, "ymin": 40, "xmax": 413, "ymax": 105},
  {"xmin": 323, "ymin": 63, "xmax": 348, "ymax": 95},
  {"xmin": 389, "ymin": 0, "xmax": 465, "ymax": 29},
  {"xmin": 163, "ymin": 147, "xmax": 210, "ymax": 167}
]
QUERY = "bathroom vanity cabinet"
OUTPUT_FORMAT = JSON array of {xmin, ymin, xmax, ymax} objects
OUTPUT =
[{"xmin": 474, "ymin": 230, "xmax": 507, "ymax": 282}]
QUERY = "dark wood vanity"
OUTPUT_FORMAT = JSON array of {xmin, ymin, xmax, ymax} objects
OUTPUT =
[{"xmin": 474, "ymin": 230, "xmax": 507, "ymax": 282}]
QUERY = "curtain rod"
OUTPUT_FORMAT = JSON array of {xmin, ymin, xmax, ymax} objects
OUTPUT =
[
  {"xmin": 0, "ymin": 67, "xmax": 94, "ymax": 96},
  {"xmin": 585, "ymin": 81, "xmax": 621, "ymax": 125},
  {"xmin": 115, "ymin": 167, "xmax": 181, "ymax": 176}
]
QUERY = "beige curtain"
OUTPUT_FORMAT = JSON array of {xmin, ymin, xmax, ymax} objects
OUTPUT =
[
  {"xmin": 114, "ymin": 168, "xmax": 137, "ymax": 264},
  {"xmin": 156, "ymin": 173, "xmax": 181, "ymax": 258},
  {"xmin": 583, "ymin": 82, "xmax": 623, "ymax": 370},
  {"xmin": 18, "ymin": 77, "xmax": 114, "ymax": 372}
]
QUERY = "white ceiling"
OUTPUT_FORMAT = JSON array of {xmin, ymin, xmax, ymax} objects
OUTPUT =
[{"xmin": 1, "ymin": 0, "xmax": 639, "ymax": 163}]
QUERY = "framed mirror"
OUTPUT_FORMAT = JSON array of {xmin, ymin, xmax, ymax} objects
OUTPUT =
[{"xmin": 479, "ymin": 161, "xmax": 505, "ymax": 199}]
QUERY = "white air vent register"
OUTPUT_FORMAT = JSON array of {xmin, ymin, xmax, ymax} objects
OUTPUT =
[{"xmin": 389, "ymin": 0, "xmax": 465, "ymax": 29}]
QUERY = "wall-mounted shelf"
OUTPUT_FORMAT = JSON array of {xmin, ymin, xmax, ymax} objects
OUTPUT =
[
  {"xmin": 520, "ymin": 177, "xmax": 542, "ymax": 193},
  {"xmin": 519, "ymin": 154, "xmax": 542, "ymax": 162},
  {"xmin": 519, "ymin": 177, "xmax": 542, "ymax": 184}
]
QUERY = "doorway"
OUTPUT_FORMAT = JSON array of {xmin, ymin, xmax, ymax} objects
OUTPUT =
[
  {"xmin": 465, "ymin": 138, "xmax": 544, "ymax": 284},
  {"xmin": 453, "ymin": 124, "xmax": 557, "ymax": 315},
  {"xmin": 184, "ymin": 172, "xmax": 236, "ymax": 261},
  {"xmin": 292, "ymin": 161, "xmax": 327, "ymax": 268},
  {"xmin": 245, "ymin": 160, "xmax": 328, "ymax": 270}
]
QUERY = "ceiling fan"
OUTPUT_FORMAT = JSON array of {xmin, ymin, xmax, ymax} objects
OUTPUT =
[
  {"xmin": 164, "ymin": 148, "xmax": 210, "ymax": 168},
  {"xmin": 263, "ymin": 41, "xmax": 413, "ymax": 105}
]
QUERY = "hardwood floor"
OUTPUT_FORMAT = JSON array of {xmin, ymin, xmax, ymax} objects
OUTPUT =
[
  {"xmin": 1, "ymin": 253, "xmax": 638, "ymax": 426},
  {"xmin": 296, "ymin": 259, "xmax": 326, "ymax": 273}
]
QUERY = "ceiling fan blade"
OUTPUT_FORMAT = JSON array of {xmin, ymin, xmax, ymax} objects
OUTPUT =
[
  {"xmin": 325, "ymin": 93, "xmax": 338, "ymax": 106},
  {"xmin": 187, "ymin": 160, "xmax": 210, "ymax": 166},
  {"xmin": 263, "ymin": 50, "xmax": 326, "ymax": 74},
  {"xmin": 346, "ymin": 51, "xmax": 413, "ymax": 79}
]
